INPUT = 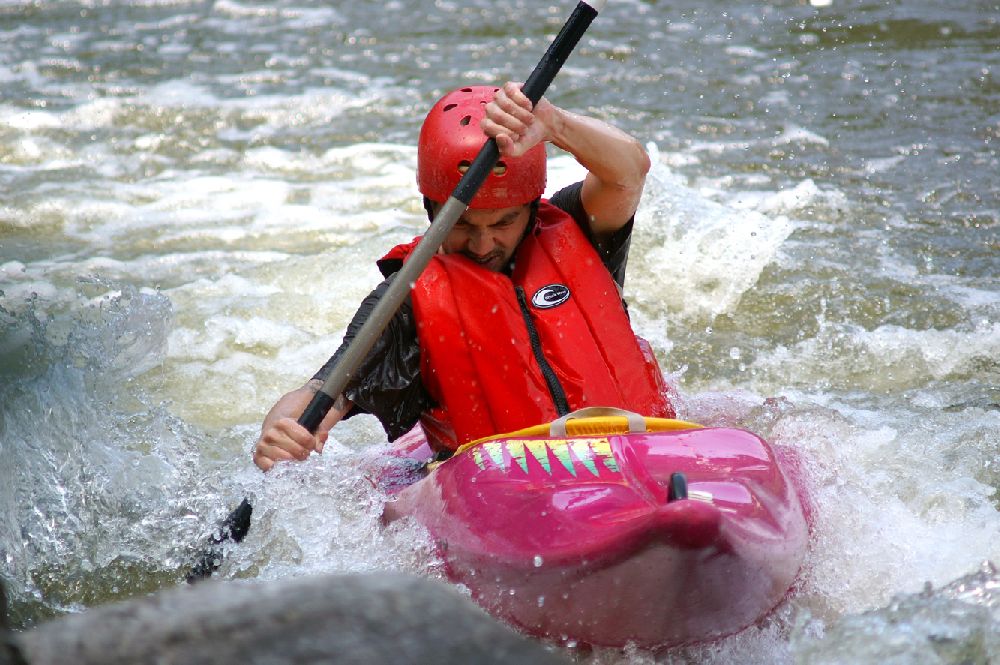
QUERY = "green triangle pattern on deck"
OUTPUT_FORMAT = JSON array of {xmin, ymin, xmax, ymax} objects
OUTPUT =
[
  {"xmin": 551, "ymin": 442, "xmax": 577, "ymax": 476},
  {"xmin": 472, "ymin": 447, "xmax": 486, "ymax": 470},
  {"xmin": 590, "ymin": 438, "xmax": 619, "ymax": 473},
  {"xmin": 569, "ymin": 439, "xmax": 600, "ymax": 477},
  {"xmin": 483, "ymin": 442, "xmax": 507, "ymax": 470},
  {"xmin": 507, "ymin": 440, "xmax": 529, "ymax": 473},
  {"xmin": 525, "ymin": 441, "xmax": 552, "ymax": 474}
]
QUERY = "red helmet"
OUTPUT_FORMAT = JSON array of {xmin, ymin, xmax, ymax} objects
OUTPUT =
[{"xmin": 417, "ymin": 86, "xmax": 546, "ymax": 209}]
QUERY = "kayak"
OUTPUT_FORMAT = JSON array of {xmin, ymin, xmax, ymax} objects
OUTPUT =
[{"xmin": 380, "ymin": 407, "xmax": 810, "ymax": 649}]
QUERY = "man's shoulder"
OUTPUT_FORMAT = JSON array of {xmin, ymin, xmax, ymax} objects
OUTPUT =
[
  {"xmin": 542, "ymin": 182, "xmax": 633, "ymax": 288},
  {"xmin": 546, "ymin": 182, "xmax": 586, "ymax": 220}
]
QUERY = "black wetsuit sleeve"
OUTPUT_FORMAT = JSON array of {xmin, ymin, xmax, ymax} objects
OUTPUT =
[
  {"xmin": 547, "ymin": 181, "xmax": 634, "ymax": 288},
  {"xmin": 311, "ymin": 272, "xmax": 432, "ymax": 441}
]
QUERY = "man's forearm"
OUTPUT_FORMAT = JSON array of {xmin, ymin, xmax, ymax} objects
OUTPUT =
[
  {"xmin": 545, "ymin": 105, "xmax": 650, "ymax": 237},
  {"xmin": 547, "ymin": 106, "xmax": 650, "ymax": 192}
]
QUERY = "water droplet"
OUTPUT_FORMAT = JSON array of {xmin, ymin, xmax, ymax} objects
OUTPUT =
[{"xmin": 533, "ymin": 555, "xmax": 543, "ymax": 567}]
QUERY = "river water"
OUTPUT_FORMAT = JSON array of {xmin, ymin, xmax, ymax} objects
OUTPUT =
[{"xmin": 1, "ymin": 0, "xmax": 997, "ymax": 662}]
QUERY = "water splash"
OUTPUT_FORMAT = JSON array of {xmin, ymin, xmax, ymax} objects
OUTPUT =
[
  {"xmin": 0, "ymin": 281, "xmax": 244, "ymax": 627},
  {"xmin": 630, "ymin": 146, "xmax": 795, "ymax": 323}
]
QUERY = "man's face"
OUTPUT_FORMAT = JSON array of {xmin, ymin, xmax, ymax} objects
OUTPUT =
[{"xmin": 437, "ymin": 203, "xmax": 533, "ymax": 273}]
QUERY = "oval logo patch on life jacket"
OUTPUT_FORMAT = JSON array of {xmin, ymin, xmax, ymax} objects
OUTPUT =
[{"xmin": 531, "ymin": 284, "xmax": 571, "ymax": 309}]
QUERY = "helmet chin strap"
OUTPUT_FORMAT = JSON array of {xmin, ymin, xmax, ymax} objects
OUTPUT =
[
  {"xmin": 526, "ymin": 197, "xmax": 541, "ymax": 232},
  {"xmin": 423, "ymin": 196, "xmax": 436, "ymax": 222}
]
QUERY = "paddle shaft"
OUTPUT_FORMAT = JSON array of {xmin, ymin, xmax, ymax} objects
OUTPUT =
[
  {"xmin": 299, "ymin": 0, "xmax": 607, "ymax": 433},
  {"xmin": 189, "ymin": 0, "xmax": 608, "ymax": 582}
]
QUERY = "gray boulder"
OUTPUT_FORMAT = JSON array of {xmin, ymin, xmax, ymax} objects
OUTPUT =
[{"xmin": 10, "ymin": 573, "xmax": 570, "ymax": 665}]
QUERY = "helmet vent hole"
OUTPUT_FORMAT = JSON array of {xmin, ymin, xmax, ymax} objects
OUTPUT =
[
  {"xmin": 458, "ymin": 160, "xmax": 470, "ymax": 175},
  {"xmin": 460, "ymin": 115, "xmax": 472, "ymax": 126},
  {"xmin": 493, "ymin": 162, "xmax": 507, "ymax": 176},
  {"xmin": 443, "ymin": 103, "xmax": 458, "ymax": 112}
]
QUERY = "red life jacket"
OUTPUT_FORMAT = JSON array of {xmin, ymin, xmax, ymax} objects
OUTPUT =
[{"xmin": 384, "ymin": 201, "xmax": 673, "ymax": 450}]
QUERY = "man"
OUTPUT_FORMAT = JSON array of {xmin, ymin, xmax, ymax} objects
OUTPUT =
[{"xmin": 253, "ymin": 82, "xmax": 673, "ymax": 472}]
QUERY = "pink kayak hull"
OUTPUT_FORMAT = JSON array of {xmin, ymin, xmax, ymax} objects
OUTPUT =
[{"xmin": 382, "ymin": 425, "xmax": 810, "ymax": 649}]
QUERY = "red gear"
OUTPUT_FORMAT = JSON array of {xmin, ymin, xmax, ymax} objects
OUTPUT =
[
  {"xmin": 384, "ymin": 201, "xmax": 674, "ymax": 450},
  {"xmin": 417, "ymin": 86, "xmax": 547, "ymax": 208}
]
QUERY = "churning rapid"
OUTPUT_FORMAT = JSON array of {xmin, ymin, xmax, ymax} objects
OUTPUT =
[{"xmin": 1, "ymin": 0, "xmax": 997, "ymax": 662}]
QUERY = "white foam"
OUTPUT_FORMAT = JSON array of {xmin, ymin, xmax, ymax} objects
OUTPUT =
[
  {"xmin": 1, "ymin": 105, "xmax": 61, "ymax": 130},
  {"xmin": 770, "ymin": 402, "xmax": 1000, "ymax": 616},
  {"xmin": 753, "ymin": 320, "xmax": 1000, "ymax": 391},
  {"xmin": 725, "ymin": 45, "xmax": 764, "ymax": 58},
  {"xmin": 543, "ymin": 153, "xmax": 587, "ymax": 196},
  {"xmin": 863, "ymin": 155, "xmax": 905, "ymax": 174},
  {"xmin": 687, "ymin": 123, "xmax": 830, "ymax": 156},
  {"xmin": 628, "ymin": 145, "xmax": 794, "ymax": 321},
  {"xmin": 725, "ymin": 178, "xmax": 849, "ymax": 216}
]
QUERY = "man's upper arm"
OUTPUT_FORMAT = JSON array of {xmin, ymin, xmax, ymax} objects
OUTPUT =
[{"xmin": 549, "ymin": 182, "xmax": 634, "ymax": 288}]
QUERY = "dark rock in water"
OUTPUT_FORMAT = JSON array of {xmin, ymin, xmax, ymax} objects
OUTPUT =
[
  {"xmin": 13, "ymin": 573, "xmax": 570, "ymax": 665},
  {"xmin": 792, "ymin": 561, "xmax": 1000, "ymax": 665},
  {"xmin": 2, "ymin": 579, "xmax": 29, "ymax": 665},
  {"xmin": 943, "ymin": 400, "xmax": 1000, "ymax": 413}
]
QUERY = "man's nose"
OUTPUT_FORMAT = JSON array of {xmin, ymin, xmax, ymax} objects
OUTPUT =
[{"xmin": 468, "ymin": 229, "xmax": 494, "ymax": 255}]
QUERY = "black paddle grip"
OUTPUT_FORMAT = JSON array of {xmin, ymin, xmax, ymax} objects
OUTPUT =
[
  {"xmin": 522, "ymin": 1, "xmax": 599, "ymax": 104},
  {"xmin": 298, "ymin": 390, "xmax": 336, "ymax": 434}
]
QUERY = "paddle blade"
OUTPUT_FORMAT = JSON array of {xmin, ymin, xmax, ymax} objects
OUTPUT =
[{"xmin": 186, "ymin": 498, "xmax": 254, "ymax": 583}]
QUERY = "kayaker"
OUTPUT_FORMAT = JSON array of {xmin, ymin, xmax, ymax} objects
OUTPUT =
[{"xmin": 253, "ymin": 82, "xmax": 674, "ymax": 472}]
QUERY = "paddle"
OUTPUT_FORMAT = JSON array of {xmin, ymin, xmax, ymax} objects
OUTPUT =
[{"xmin": 186, "ymin": 0, "xmax": 609, "ymax": 582}]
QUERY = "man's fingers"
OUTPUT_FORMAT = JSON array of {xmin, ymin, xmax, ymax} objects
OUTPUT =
[
  {"xmin": 495, "ymin": 133, "xmax": 524, "ymax": 157},
  {"xmin": 253, "ymin": 418, "xmax": 319, "ymax": 471},
  {"xmin": 479, "ymin": 118, "xmax": 526, "ymax": 157},
  {"xmin": 254, "ymin": 452, "xmax": 274, "ymax": 472},
  {"xmin": 486, "ymin": 99, "xmax": 532, "ymax": 135},
  {"xmin": 260, "ymin": 434, "xmax": 309, "ymax": 461},
  {"xmin": 501, "ymin": 81, "xmax": 531, "ymax": 108},
  {"xmin": 316, "ymin": 430, "xmax": 330, "ymax": 454},
  {"xmin": 274, "ymin": 418, "xmax": 320, "ymax": 454}
]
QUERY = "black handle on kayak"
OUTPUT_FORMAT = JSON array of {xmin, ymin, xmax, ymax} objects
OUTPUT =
[{"xmin": 187, "ymin": 0, "xmax": 609, "ymax": 583}]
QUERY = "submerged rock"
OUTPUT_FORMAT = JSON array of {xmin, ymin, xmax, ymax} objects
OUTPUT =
[
  {"xmin": 1, "ymin": 580, "xmax": 28, "ymax": 665},
  {"xmin": 12, "ymin": 573, "xmax": 569, "ymax": 665},
  {"xmin": 793, "ymin": 561, "xmax": 1000, "ymax": 665}
]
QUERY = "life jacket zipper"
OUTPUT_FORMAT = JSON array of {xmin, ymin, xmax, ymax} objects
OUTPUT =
[{"xmin": 515, "ymin": 286, "xmax": 570, "ymax": 416}]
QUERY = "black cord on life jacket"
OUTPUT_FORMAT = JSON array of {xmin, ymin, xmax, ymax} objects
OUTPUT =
[{"xmin": 515, "ymin": 286, "xmax": 570, "ymax": 416}]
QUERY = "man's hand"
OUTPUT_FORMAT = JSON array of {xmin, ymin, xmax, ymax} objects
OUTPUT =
[
  {"xmin": 482, "ymin": 80, "xmax": 650, "ymax": 238},
  {"xmin": 481, "ymin": 81, "xmax": 556, "ymax": 157},
  {"xmin": 252, "ymin": 382, "xmax": 351, "ymax": 472}
]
